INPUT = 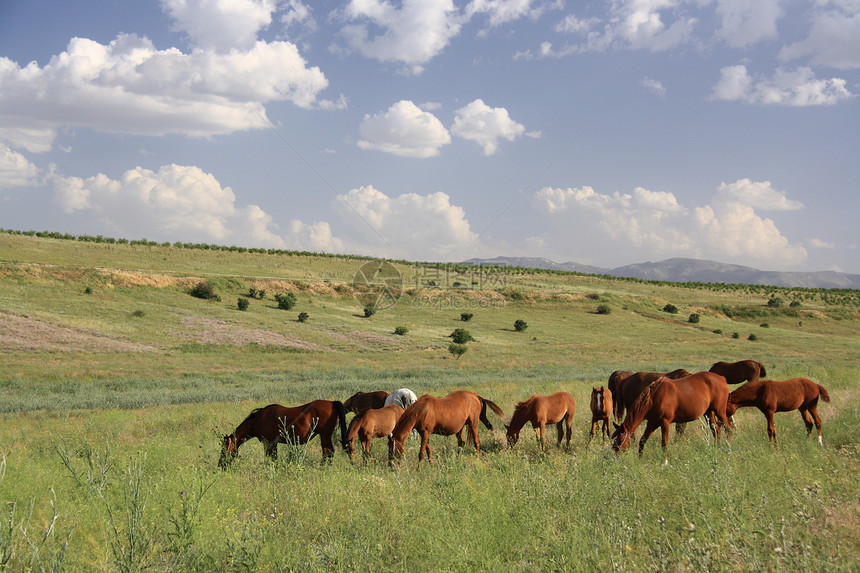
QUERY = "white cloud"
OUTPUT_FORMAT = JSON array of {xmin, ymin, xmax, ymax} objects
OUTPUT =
[
  {"xmin": 714, "ymin": 0, "xmax": 783, "ymax": 48},
  {"xmin": 357, "ymin": 100, "xmax": 451, "ymax": 158},
  {"xmin": 780, "ymin": 2, "xmax": 860, "ymax": 70},
  {"xmin": 583, "ymin": 0, "xmax": 698, "ymax": 53},
  {"xmin": 711, "ymin": 65, "xmax": 853, "ymax": 106},
  {"xmin": 466, "ymin": 0, "xmax": 559, "ymax": 28},
  {"xmin": 641, "ymin": 77, "xmax": 667, "ymax": 98},
  {"xmin": 450, "ymin": 99, "xmax": 526, "ymax": 155},
  {"xmin": 534, "ymin": 179, "xmax": 808, "ymax": 267},
  {"xmin": 161, "ymin": 0, "xmax": 276, "ymax": 51},
  {"xmin": 0, "ymin": 34, "xmax": 329, "ymax": 151},
  {"xmin": 335, "ymin": 184, "xmax": 476, "ymax": 259},
  {"xmin": 0, "ymin": 145, "xmax": 41, "ymax": 189},
  {"xmin": 339, "ymin": 0, "xmax": 463, "ymax": 74},
  {"xmin": 809, "ymin": 238, "xmax": 836, "ymax": 249},
  {"xmin": 715, "ymin": 179, "xmax": 804, "ymax": 211},
  {"xmin": 48, "ymin": 163, "xmax": 340, "ymax": 252}
]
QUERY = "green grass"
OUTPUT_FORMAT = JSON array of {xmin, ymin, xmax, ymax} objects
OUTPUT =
[{"xmin": 0, "ymin": 233, "xmax": 858, "ymax": 571}]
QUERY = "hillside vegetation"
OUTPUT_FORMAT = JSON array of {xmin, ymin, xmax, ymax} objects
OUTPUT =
[{"xmin": 0, "ymin": 232, "xmax": 857, "ymax": 571}]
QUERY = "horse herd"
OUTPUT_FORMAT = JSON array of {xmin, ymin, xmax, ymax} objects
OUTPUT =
[{"xmin": 218, "ymin": 359, "xmax": 831, "ymax": 468}]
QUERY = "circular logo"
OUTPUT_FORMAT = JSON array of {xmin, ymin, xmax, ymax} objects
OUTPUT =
[{"xmin": 352, "ymin": 261, "xmax": 403, "ymax": 311}]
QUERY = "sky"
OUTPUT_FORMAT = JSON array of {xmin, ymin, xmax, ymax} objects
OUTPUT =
[{"xmin": 0, "ymin": 0, "xmax": 858, "ymax": 274}]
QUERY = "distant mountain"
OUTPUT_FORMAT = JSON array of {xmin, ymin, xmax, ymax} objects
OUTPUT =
[{"xmin": 463, "ymin": 256, "xmax": 860, "ymax": 289}]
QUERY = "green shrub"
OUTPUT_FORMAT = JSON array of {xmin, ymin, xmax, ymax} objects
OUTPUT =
[
  {"xmin": 448, "ymin": 328, "xmax": 474, "ymax": 344},
  {"xmin": 84, "ymin": 286, "xmax": 93, "ymax": 294},
  {"xmin": 663, "ymin": 304, "xmax": 678, "ymax": 314},
  {"xmin": 513, "ymin": 319, "xmax": 528, "ymax": 331},
  {"xmin": 789, "ymin": 300, "xmax": 801, "ymax": 308},
  {"xmin": 394, "ymin": 326, "xmax": 408, "ymax": 335},
  {"xmin": 460, "ymin": 313, "xmax": 473, "ymax": 322},
  {"xmin": 363, "ymin": 306, "xmax": 376, "ymax": 318},
  {"xmin": 596, "ymin": 304, "xmax": 611, "ymax": 315},
  {"xmin": 713, "ymin": 329, "xmax": 723, "ymax": 334},
  {"xmin": 298, "ymin": 312, "xmax": 309, "ymax": 323},
  {"xmin": 189, "ymin": 281, "xmax": 219, "ymax": 301},
  {"xmin": 275, "ymin": 293, "xmax": 298, "ymax": 310},
  {"xmin": 131, "ymin": 309, "xmax": 145, "ymax": 318},
  {"xmin": 748, "ymin": 333, "xmax": 758, "ymax": 341},
  {"xmin": 767, "ymin": 296, "xmax": 783, "ymax": 307},
  {"xmin": 760, "ymin": 323, "xmax": 769, "ymax": 328},
  {"xmin": 237, "ymin": 298, "xmax": 249, "ymax": 311},
  {"xmin": 732, "ymin": 332, "xmax": 740, "ymax": 339},
  {"xmin": 448, "ymin": 343, "xmax": 468, "ymax": 359},
  {"xmin": 688, "ymin": 313, "xmax": 700, "ymax": 324}
]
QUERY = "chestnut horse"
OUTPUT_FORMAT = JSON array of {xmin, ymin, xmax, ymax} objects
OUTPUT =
[
  {"xmin": 343, "ymin": 390, "xmax": 389, "ymax": 415},
  {"xmin": 390, "ymin": 390, "xmax": 504, "ymax": 467},
  {"xmin": 611, "ymin": 371, "xmax": 730, "ymax": 463},
  {"xmin": 505, "ymin": 392, "xmax": 577, "ymax": 451},
  {"xmin": 344, "ymin": 404, "xmax": 404, "ymax": 462},
  {"xmin": 726, "ymin": 378, "xmax": 830, "ymax": 445},
  {"xmin": 709, "ymin": 360, "xmax": 767, "ymax": 385},
  {"xmin": 219, "ymin": 400, "xmax": 347, "ymax": 467},
  {"xmin": 615, "ymin": 369, "xmax": 692, "ymax": 421},
  {"xmin": 589, "ymin": 387, "xmax": 613, "ymax": 443},
  {"xmin": 607, "ymin": 370, "xmax": 632, "ymax": 421}
]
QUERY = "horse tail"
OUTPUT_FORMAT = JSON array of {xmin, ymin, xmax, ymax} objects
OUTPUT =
[
  {"xmin": 333, "ymin": 400, "xmax": 348, "ymax": 449},
  {"xmin": 479, "ymin": 397, "xmax": 504, "ymax": 430},
  {"xmin": 817, "ymin": 385, "xmax": 831, "ymax": 403}
]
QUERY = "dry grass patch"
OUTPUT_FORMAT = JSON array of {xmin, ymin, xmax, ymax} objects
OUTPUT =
[{"xmin": 0, "ymin": 310, "xmax": 159, "ymax": 352}]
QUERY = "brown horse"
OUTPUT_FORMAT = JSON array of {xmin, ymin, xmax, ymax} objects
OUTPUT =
[
  {"xmin": 343, "ymin": 390, "xmax": 389, "ymax": 415},
  {"xmin": 219, "ymin": 400, "xmax": 347, "ymax": 467},
  {"xmin": 726, "ymin": 378, "xmax": 830, "ymax": 445},
  {"xmin": 589, "ymin": 387, "xmax": 613, "ymax": 443},
  {"xmin": 607, "ymin": 370, "xmax": 632, "ymax": 421},
  {"xmin": 390, "ymin": 390, "xmax": 504, "ymax": 467},
  {"xmin": 505, "ymin": 392, "xmax": 577, "ymax": 451},
  {"xmin": 709, "ymin": 360, "xmax": 767, "ymax": 384},
  {"xmin": 611, "ymin": 371, "xmax": 730, "ymax": 463},
  {"xmin": 344, "ymin": 404, "xmax": 404, "ymax": 462},
  {"xmin": 615, "ymin": 369, "xmax": 692, "ymax": 421}
]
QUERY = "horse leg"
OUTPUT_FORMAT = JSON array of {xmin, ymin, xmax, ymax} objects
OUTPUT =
[
  {"xmin": 456, "ymin": 428, "xmax": 466, "ymax": 448},
  {"xmin": 320, "ymin": 433, "xmax": 335, "ymax": 460},
  {"xmin": 638, "ymin": 421, "xmax": 660, "ymax": 457},
  {"xmin": 555, "ymin": 420, "xmax": 565, "ymax": 449},
  {"xmin": 808, "ymin": 405, "xmax": 824, "ymax": 446},
  {"xmin": 564, "ymin": 419, "xmax": 572, "ymax": 450},
  {"xmin": 765, "ymin": 410, "xmax": 778, "ymax": 446},
  {"xmin": 418, "ymin": 433, "xmax": 430, "ymax": 467},
  {"xmin": 589, "ymin": 419, "xmax": 596, "ymax": 445},
  {"xmin": 603, "ymin": 417, "xmax": 612, "ymax": 440},
  {"xmin": 538, "ymin": 421, "xmax": 546, "ymax": 451},
  {"xmin": 799, "ymin": 407, "xmax": 814, "ymax": 438},
  {"xmin": 660, "ymin": 421, "xmax": 672, "ymax": 464}
]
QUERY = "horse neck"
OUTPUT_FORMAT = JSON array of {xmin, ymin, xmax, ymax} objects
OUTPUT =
[
  {"xmin": 624, "ymin": 381, "xmax": 661, "ymax": 432},
  {"xmin": 392, "ymin": 407, "xmax": 419, "ymax": 442},
  {"xmin": 729, "ymin": 381, "xmax": 760, "ymax": 406},
  {"xmin": 508, "ymin": 405, "xmax": 530, "ymax": 434}
]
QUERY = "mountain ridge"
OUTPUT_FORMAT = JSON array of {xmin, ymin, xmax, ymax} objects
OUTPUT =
[{"xmin": 462, "ymin": 256, "xmax": 860, "ymax": 289}]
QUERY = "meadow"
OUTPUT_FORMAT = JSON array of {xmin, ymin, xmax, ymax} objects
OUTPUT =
[{"xmin": 0, "ymin": 232, "xmax": 858, "ymax": 571}]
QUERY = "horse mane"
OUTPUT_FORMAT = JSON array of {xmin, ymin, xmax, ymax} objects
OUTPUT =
[
  {"xmin": 628, "ymin": 377, "xmax": 665, "ymax": 423},
  {"xmin": 515, "ymin": 395, "xmax": 538, "ymax": 410}
]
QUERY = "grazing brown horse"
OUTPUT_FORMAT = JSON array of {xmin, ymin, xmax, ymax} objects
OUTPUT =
[
  {"xmin": 219, "ymin": 400, "xmax": 347, "ymax": 467},
  {"xmin": 390, "ymin": 390, "xmax": 504, "ymax": 467},
  {"xmin": 607, "ymin": 370, "xmax": 633, "ymax": 421},
  {"xmin": 343, "ymin": 390, "xmax": 389, "ymax": 415},
  {"xmin": 505, "ymin": 392, "xmax": 577, "ymax": 451},
  {"xmin": 589, "ymin": 387, "xmax": 613, "ymax": 443},
  {"xmin": 615, "ymin": 369, "xmax": 692, "ymax": 421},
  {"xmin": 344, "ymin": 404, "xmax": 404, "ymax": 462},
  {"xmin": 709, "ymin": 360, "xmax": 767, "ymax": 385},
  {"xmin": 726, "ymin": 378, "xmax": 830, "ymax": 445},
  {"xmin": 611, "ymin": 371, "xmax": 730, "ymax": 463}
]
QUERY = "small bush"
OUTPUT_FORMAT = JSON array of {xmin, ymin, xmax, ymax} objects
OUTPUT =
[
  {"xmin": 513, "ymin": 319, "xmax": 528, "ymax": 331},
  {"xmin": 237, "ymin": 298, "xmax": 249, "ymax": 311},
  {"xmin": 84, "ymin": 286, "xmax": 93, "ymax": 294},
  {"xmin": 596, "ymin": 304, "xmax": 611, "ymax": 315},
  {"xmin": 713, "ymin": 329, "xmax": 723, "ymax": 334},
  {"xmin": 748, "ymin": 333, "xmax": 758, "ymax": 341},
  {"xmin": 460, "ymin": 313, "xmax": 473, "ymax": 322},
  {"xmin": 448, "ymin": 343, "xmax": 468, "ymax": 359},
  {"xmin": 449, "ymin": 328, "xmax": 475, "ymax": 344},
  {"xmin": 663, "ymin": 304, "xmax": 678, "ymax": 314},
  {"xmin": 688, "ymin": 313, "xmax": 700, "ymax": 324},
  {"xmin": 789, "ymin": 300, "xmax": 801, "ymax": 308},
  {"xmin": 363, "ymin": 306, "xmax": 376, "ymax": 318},
  {"xmin": 298, "ymin": 312, "xmax": 309, "ymax": 323},
  {"xmin": 394, "ymin": 326, "xmax": 408, "ymax": 336},
  {"xmin": 131, "ymin": 309, "xmax": 145, "ymax": 318},
  {"xmin": 760, "ymin": 323, "xmax": 769, "ymax": 328},
  {"xmin": 190, "ymin": 281, "xmax": 219, "ymax": 301},
  {"xmin": 732, "ymin": 332, "xmax": 740, "ymax": 339},
  {"xmin": 767, "ymin": 296, "xmax": 783, "ymax": 308},
  {"xmin": 275, "ymin": 293, "xmax": 298, "ymax": 310}
]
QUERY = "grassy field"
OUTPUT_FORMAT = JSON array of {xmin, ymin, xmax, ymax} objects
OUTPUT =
[{"xmin": 0, "ymin": 232, "xmax": 858, "ymax": 571}]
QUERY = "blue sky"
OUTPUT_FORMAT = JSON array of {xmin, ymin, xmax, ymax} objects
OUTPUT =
[{"xmin": 1, "ymin": 0, "xmax": 858, "ymax": 273}]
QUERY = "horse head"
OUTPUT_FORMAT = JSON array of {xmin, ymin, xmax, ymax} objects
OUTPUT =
[
  {"xmin": 218, "ymin": 434, "xmax": 237, "ymax": 468},
  {"xmin": 504, "ymin": 423, "xmax": 519, "ymax": 447},
  {"xmin": 610, "ymin": 422, "xmax": 631, "ymax": 453}
]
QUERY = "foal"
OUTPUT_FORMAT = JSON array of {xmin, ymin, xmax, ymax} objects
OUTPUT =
[{"xmin": 589, "ymin": 386, "xmax": 613, "ymax": 443}]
